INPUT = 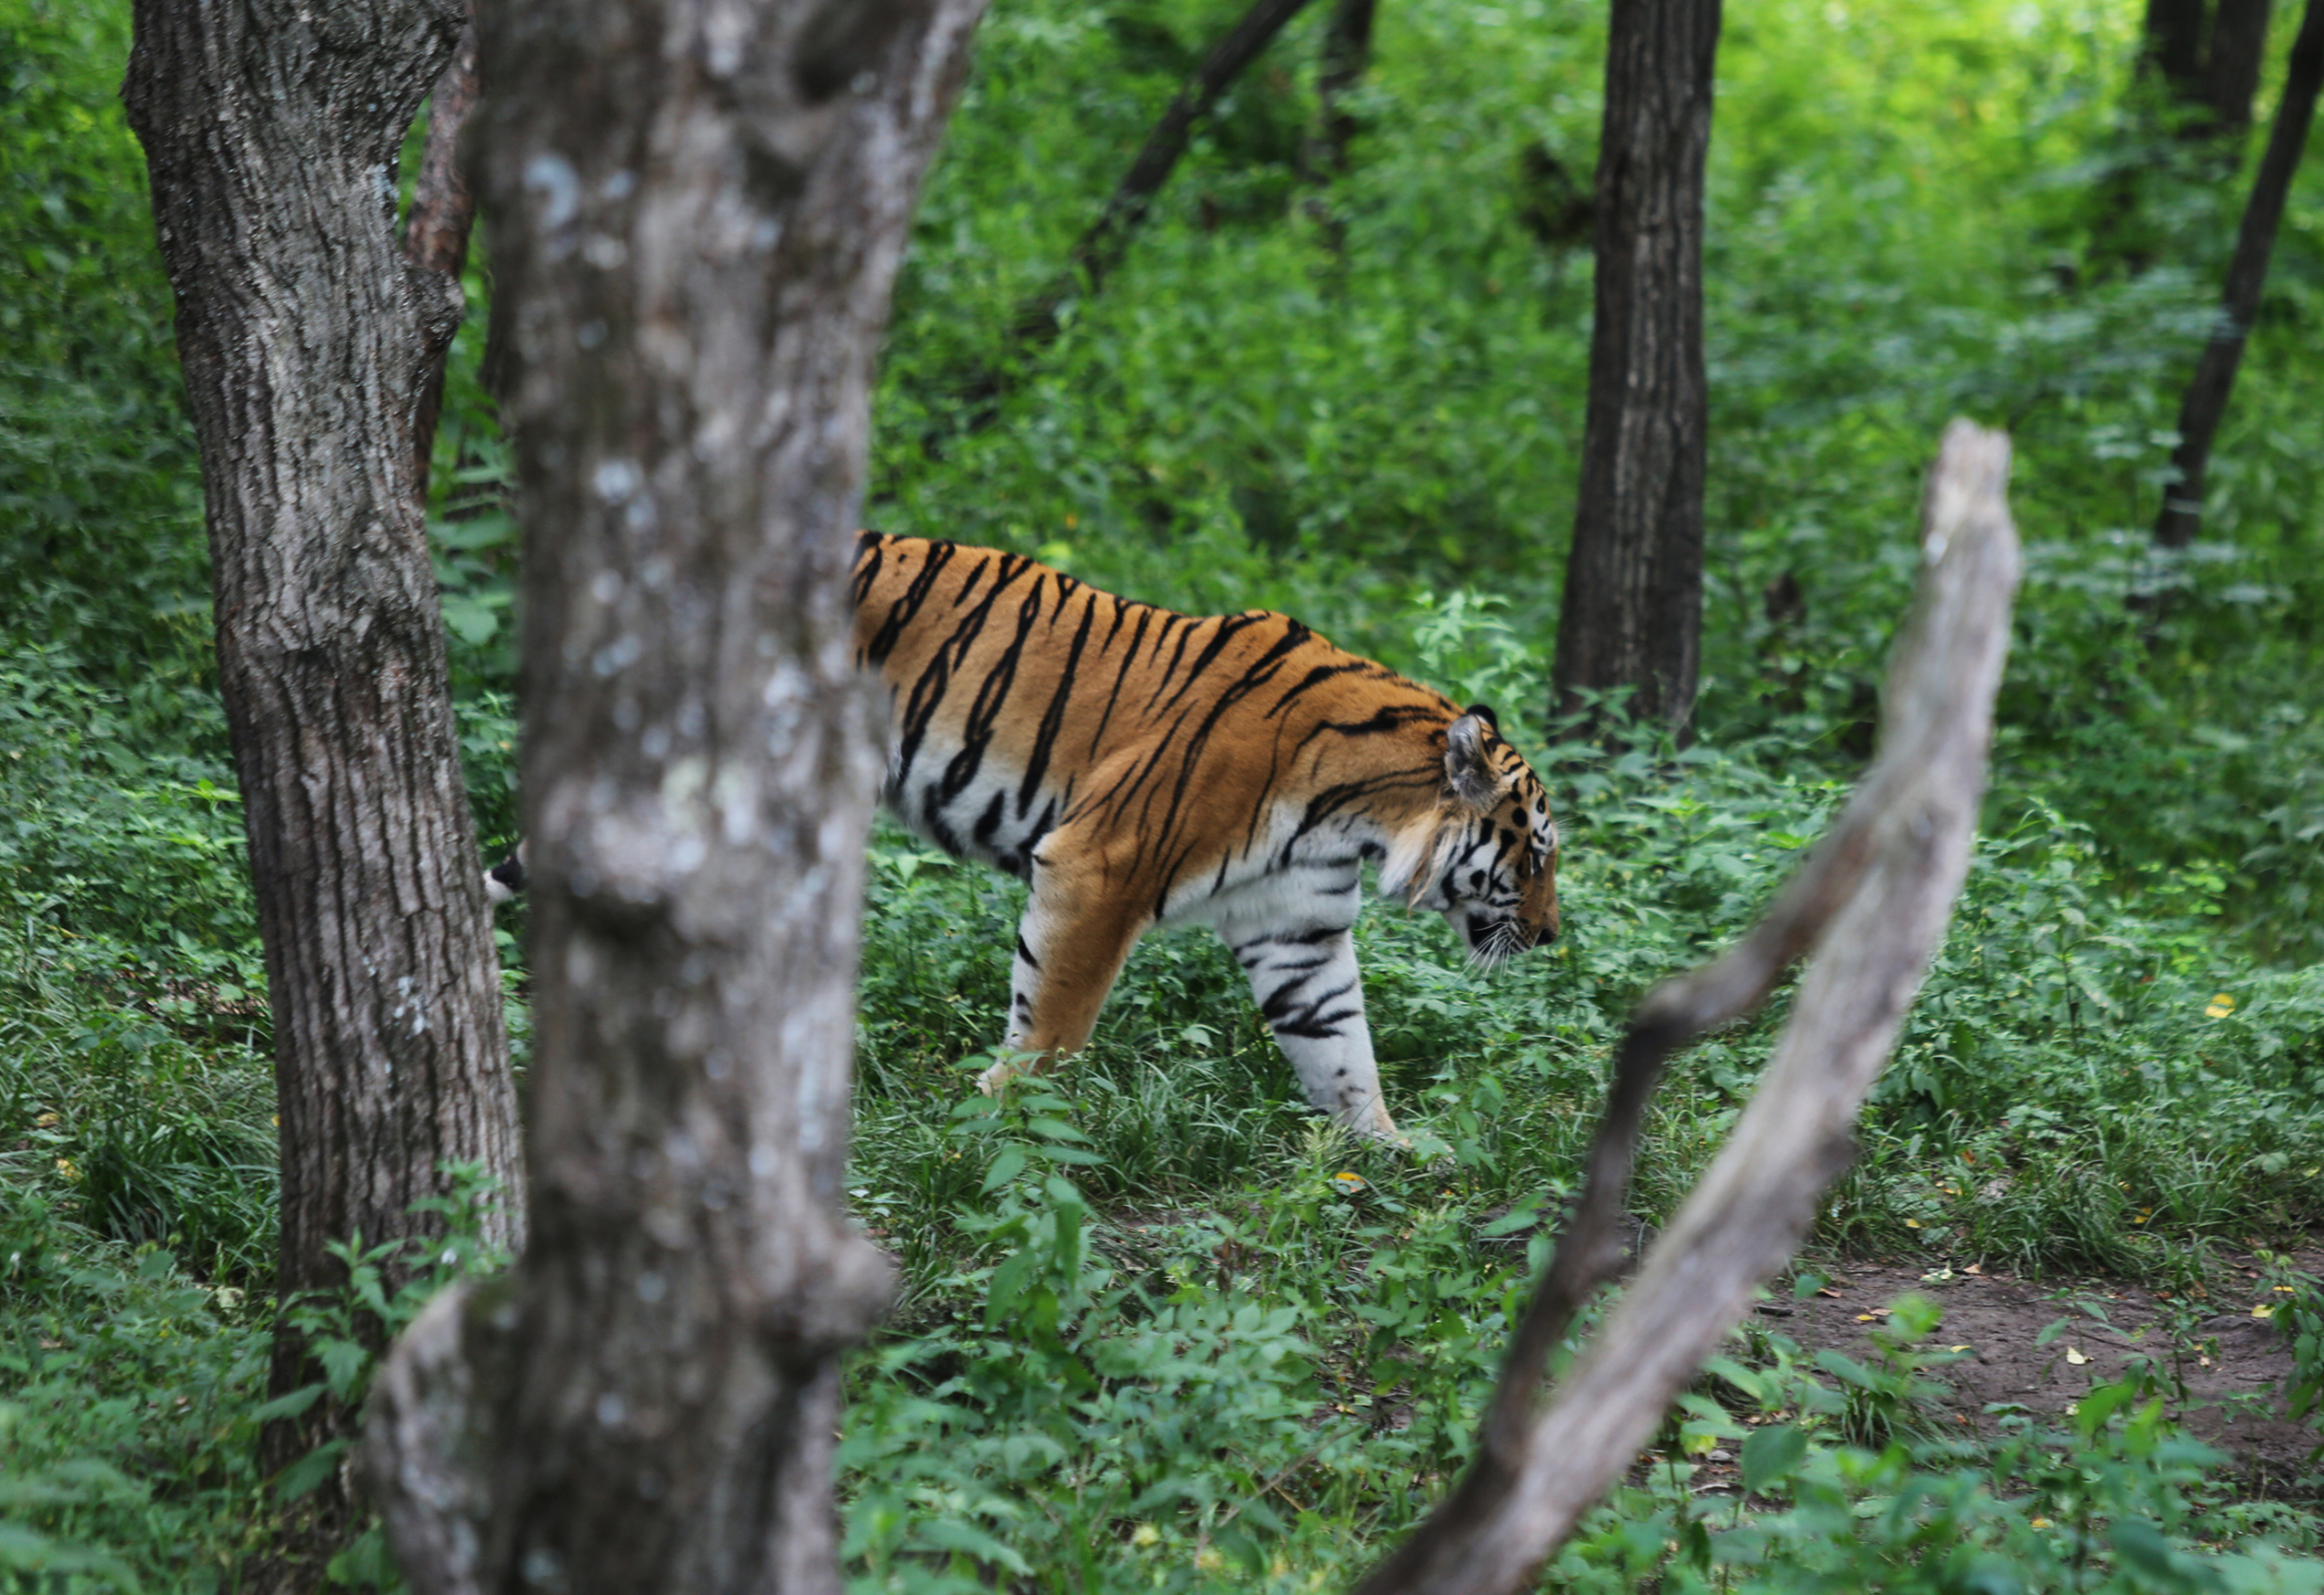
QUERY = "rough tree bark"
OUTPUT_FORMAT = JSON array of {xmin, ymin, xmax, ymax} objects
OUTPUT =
[
  {"xmin": 2156, "ymin": 0, "xmax": 2324, "ymax": 548},
  {"xmin": 121, "ymin": 0, "xmax": 525, "ymax": 1488},
  {"xmin": 403, "ymin": 3, "xmax": 482, "ymax": 498},
  {"xmin": 1358, "ymin": 422, "xmax": 2021, "ymax": 1595},
  {"xmin": 1549, "ymin": 0, "xmax": 1722, "ymax": 740},
  {"xmin": 361, "ymin": 2, "xmax": 989, "ymax": 1591}
]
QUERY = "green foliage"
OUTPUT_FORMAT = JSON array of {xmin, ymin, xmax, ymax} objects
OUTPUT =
[
  {"xmin": 0, "ymin": 2, "xmax": 212, "ymax": 703},
  {"xmin": 0, "ymin": 1189, "xmax": 271, "ymax": 1589}
]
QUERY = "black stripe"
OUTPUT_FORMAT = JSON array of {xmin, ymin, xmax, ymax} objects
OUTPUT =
[{"xmin": 1018, "ymin": 587, "xmax": 1099, "ymax": 812}]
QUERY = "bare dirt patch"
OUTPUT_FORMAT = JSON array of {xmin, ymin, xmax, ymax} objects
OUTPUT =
[{"xmin": 1716, "ymin": 1247, "xmax": 2324, "ymax": 1494}]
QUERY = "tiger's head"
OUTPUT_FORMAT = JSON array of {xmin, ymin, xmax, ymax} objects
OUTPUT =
[{"xmin": 1383, "ymin": 705, "xmax": 1559, "ymax": 965}]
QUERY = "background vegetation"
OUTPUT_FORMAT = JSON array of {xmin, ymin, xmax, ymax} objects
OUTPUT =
[{"xmin": 2, "ymin": 0, "xmax": 2321, "ymax": 1586}]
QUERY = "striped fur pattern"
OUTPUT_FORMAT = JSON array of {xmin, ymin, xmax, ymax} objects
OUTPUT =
[{"xmin": 851, "ymin": 533, "xmax": 1559, "ymax": 1140}]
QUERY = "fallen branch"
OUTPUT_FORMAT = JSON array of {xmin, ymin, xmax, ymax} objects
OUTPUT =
[{"xmin": 1353, "ymin": 419, "xmax": 2022, "ymax": 1595}]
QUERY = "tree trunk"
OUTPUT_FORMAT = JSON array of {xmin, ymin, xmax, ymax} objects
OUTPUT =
[
  {"xmin": 2099, "ymin": 0, "xmax": 2275, "ymax": 275},
  {"xmin": 2141, "ymin": 0, "xmax": 2277, "ymax": 140},
  {"xmin": 2199, "ymin": 0, "xmax": 2276, "ymax": 141},
  {"xmin": 363, "ymin": 2, "xmax": 989, "ymax": 1590},
  {"xmin": 403, "ymin": 4, "xmax": 482, "ymax": 499},
  {"xmin": 2156, "ymin": 0, "xmax": 2323, "ymax": 548},
  {"xmin": 1306, "ymin": 0, "xmax": 1378, "ymax": 181},
  {"xmin": 2143, "ymin": 0, "xmax": 2213, "ymax": 108},
  {"xmin": 1549, "ymin": 0, "xmax": 1722, "ymax": 739},
  {"xmin": 121, "ymin": 0, "xmax": 526, "ymax": 1496}
]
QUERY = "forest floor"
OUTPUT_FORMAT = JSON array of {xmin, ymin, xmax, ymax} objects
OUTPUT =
[{"xmin": 1700, "ymin": 1244, "xmax": 2324, "ymax": 1497}]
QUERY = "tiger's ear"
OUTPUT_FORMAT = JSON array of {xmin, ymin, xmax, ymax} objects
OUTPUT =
[
  {"xmin": 1445, "ymin": 712, "xmax": 1501, "ymax": 812},
  {"xmin": 1465, "ymin": 702, "xmax": 1500, "ymax": 733}
]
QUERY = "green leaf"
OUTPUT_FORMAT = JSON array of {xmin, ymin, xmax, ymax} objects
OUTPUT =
[
  {"xmin": 909, "ymin": 1516, "xmax": 1030, "ymax": 1575},
  {"xmin": 274, "ymin": 1437, "xmax": 350, "ymax": 1502},
  {"xmin": 1740, "ymin": 1423, "xmax": 1807, "ymax": 1496},
  {"xmin": 979, "ymin": 1145, "xmax": 1027, "ymax": 1192},
  {"xmin": 1480, "ymin": 1202, "xmax": 1541, "ymax": 1237},
  {"xmin": 2074, "ymin": 1379, "xmax": 2134, "ymax": 1438},
  {"xmin": 247, "ymin": 1382, "xmax": 326, "ymax": 1424}
]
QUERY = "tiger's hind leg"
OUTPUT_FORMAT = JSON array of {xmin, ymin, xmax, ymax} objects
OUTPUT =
[
  {"xmin": 976, "ymin": 875, "xmax": 1147, "ymax": 1098},
  {"xmin": 1219, "ymin": 919, "xmax": 1399, "ymax": 1142}
]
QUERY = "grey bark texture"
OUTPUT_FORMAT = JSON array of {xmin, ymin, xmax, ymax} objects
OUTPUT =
[
  {"xmin": 1358, "ymin": 422, "xmax": 2020, "ymax": 1595},
  {"xmin": 120, "ymin": 0, "xmax": 526, "ymax": 1481},
  {"xmin": 361, "ymin": 2, "xmax": 990, "ymax": 1591},
  {"xmin": 2156, "ymin": 0, "xmax": 2324, "ymax": 547},
  {"xmin": 1550, "ymin": 0, "xmax": 1722, "ymax": 739}
]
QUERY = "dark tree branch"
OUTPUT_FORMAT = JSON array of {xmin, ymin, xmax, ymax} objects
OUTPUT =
[
  {"xmin": 2157, "ymin": 0, "xmax": 2323, "ymax": 548},
  {"xmin": 1356, "ymin": 422, "xmax": 2021, "ymax": 1595},
  {"xmin": 948, "ymin": 0, "xmax": 1317, "ymax": 426},
  {"xmin": 403, "ymin": 4, "xmax": 481, "ymax": 499}
]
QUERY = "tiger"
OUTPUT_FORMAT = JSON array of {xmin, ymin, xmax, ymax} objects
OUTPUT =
[{"xmin": 489, "ymin": 533, "xmax": 1562, "ymax": 1142}]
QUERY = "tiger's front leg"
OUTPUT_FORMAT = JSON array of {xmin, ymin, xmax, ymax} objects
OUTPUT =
[
  {"xmin": 975, "ymin": 867, "xmax": 1148, "ymax": 1098},
  {"xmin": 1220, "ymin": 917, "xmax": 1399, "ymax": 1142}
]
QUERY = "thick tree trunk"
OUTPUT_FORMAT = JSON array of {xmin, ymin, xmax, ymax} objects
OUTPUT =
[
  {"xmin": 2099, "ymin": 0, "xmax": 2276, "ymax": 275},
  {"xmin": 1549, "ymin": 0, "xmax": 1722, "ymax": 739},
  {"xmin": 121, "ymin": 0, "xmax": 525, "ymax": 1491},
  {"xmin": 363, "ymin": 3, "xmax": 989, "ymax": 1591},
  {"xmin": 2199, "ymin": 0, "xmax": 2276, "ymax": 140},
  {"xmin": 2156, "ymin": 0, "xmax": 2324, "ymax": 548},
  {"xmin": 2144, "ymin": 0, "xmax": 2214, "ymax": 108},
  {"xmin": 403, "ymin": 5, "xmax": 482, "ymax": 498},
  {"xmin": 2142, "ymin": 0, "xmax": 2276, "ymax": 139}
]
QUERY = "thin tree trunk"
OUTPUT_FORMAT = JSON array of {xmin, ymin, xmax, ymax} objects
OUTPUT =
[
  {"xmin": 1305, "ymin": 0, "xmax": 1378, "ymax": 180},
  {"xmin": 950, "ymin": 0, "xmax": 1317, "ymax": 424},
  {"xmin": 2157, "ymin": 0, "xmax": 2323, "ymax": 548},
  {"xmin": 121, "ymin": 0, "xmax": 525, "ymax": 1509},
  {"xmin": 363, "ymin": 3, "xmax": 988, "ymax": 1590},
  {"xmin": 403, "ymin": 4, "xmax": 481, "ymax": 499},
  {"xmin": 1549, "ymin": 0, "xmax": 1722, "ymax": 739}
]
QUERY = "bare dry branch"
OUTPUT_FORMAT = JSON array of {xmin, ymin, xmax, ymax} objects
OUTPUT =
[{"xmin": 1354, "ymin": 420, "xmax": 2021, "ymax": 1595}]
